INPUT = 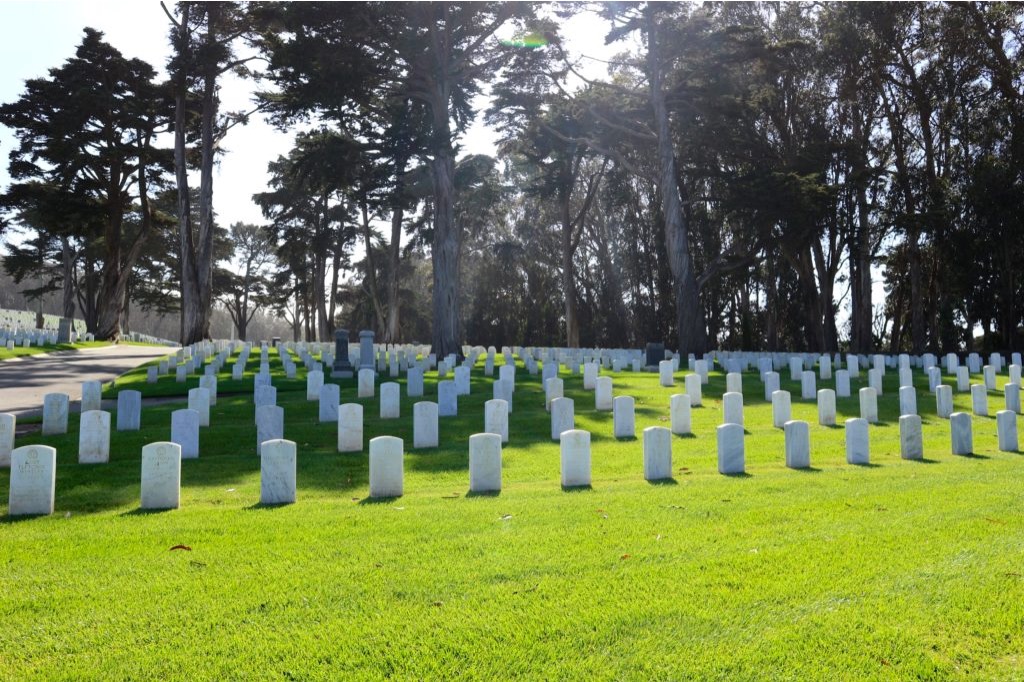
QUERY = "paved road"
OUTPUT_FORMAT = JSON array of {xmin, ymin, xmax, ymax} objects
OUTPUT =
[{"xmin": 0, "ymin": 344, "xmax": 177, "ymax": 416}]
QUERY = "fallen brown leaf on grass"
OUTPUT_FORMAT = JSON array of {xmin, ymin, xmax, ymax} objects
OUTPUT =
[{"xmin": 169, "ymin": 544, "xmax": 192, "ymax": 551}]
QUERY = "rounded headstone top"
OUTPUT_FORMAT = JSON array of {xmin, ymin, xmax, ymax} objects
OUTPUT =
[{"xmin": 359, "ymin": 330, "xmax": 375, "ymax": 340}]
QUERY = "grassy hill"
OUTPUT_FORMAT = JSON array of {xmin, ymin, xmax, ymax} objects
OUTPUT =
[{"xmin": 2, "ymin": 348, "xmax": 1022, "ymax": 680}]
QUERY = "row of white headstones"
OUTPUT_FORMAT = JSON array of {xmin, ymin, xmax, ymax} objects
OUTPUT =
[{"xmin": 5, "ymin": 346, "xmax": 1022, "ymax": 516}]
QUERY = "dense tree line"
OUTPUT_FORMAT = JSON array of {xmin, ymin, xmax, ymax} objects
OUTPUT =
[{"xmin": 1, "ymin": 2, "xmax": 1022, "ymax": 354}]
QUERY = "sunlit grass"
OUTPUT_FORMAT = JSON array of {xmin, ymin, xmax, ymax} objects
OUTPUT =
[{"xmin": 3, "ymin": 348, "xmax": 1023, "ymax": 680}]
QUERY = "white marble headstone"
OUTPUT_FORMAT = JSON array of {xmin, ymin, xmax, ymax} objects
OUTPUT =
[
  {"xmin": 613, "ymin": 396, "xmax": 635, "ymax": 439},
  {"xmin": 8, "ymin": 445, "xmax": 56, "ymax": 516},
  {"xmin": 413, "ymin": 401, "xmax": 439, "ymax": 448},
  {"xmin": 369, "ymin": 435, "xmax": 403, "ymax": 498},
  {"xmin": 642, "ymin": 426, "xmax": 672, "ymax": 481},
  {"xmin": 78, "ymin": 410, "xmax": 111, "ymax": 464},
  {"xmin": 559, "ymin": 429, "xmax": 591, "ymax": 488},
  {"xmin": 260, "ymin": 439, "xmax": 297, "ymax": 505},
  {"xmin": 468, "ymin": 433, "xmax": 502, "ymax": 493},
  {"xmin": 141, "ymin": 442, "xmax": 181, "ymax": 510},
  {"xmin": 484, "ymin": 399, "xmax": 509, "ymax": 444},
  {"xmin": 337, "ymin": 403, "xmax": 363, "ymax": 453},
  {"xmin": 171, "ymin": 409, "xmax": 200, "ymax": 459}
]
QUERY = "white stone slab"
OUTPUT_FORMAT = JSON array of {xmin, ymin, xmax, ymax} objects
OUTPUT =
[
  {"xmin": 950, "ymin": 412, "xmax": 973, "ymax": 456},
  {"xmin": 800, "ymin": 371, "xmax": 816, "ymax": 400},
  {"xmin": 765, "ymin": 368, "xmax": 778, "ymax": 401},
  {"xmin": 260, "ymin": 439, "xmax": 297, "ymax": 505},
  {"xmin": 306, "ymin": 369, "xmax": 325, "ymax": 400},
  {"xmin": 685, "ymin": 373, "xmax": 702, "ymax": 407},
  {"xmin": 199, "ymin": 375, "xmax": 218, "ymax": 406},
  {"xmin": 484, "ymin": 399, "xmax": 509, "ymax": 444},
  {"xmin": 188, "ymin": 388, "xmax": 210, "ymax": 427},
  {"xmin": 956, "ymin": 367, "xmax": 970, "ymax": 393},
  {"xmin": 454, "ymin": 366, "xmax": 471, "ymax": 396},
  {"xmin": 898, "ymin": 385, "xmax": 917, "ymax": 417},
  {"xmin": 1006, "ymin": 383, "xmax": 1021, "ymax": 414},
  {"xmin": 357, "ymin": 368, "xmax": 375, "ymax": 398},
  {"xmin": 438, "ymin": 380, "xmax": 458, "ymax": 417},
  {"xmin": 380, "ymin": 382, "xmax": 400, "ymax": 419},
  {"xmin": 413, "ymin": 401, "xmax": 439, "ymax": 448},
  {"xmin": 935, "ymin": 384, "xmax": 954, "ymax": 419},
  {"xmin": 594, "ymin": 376, "xmax": 613, "ymax": 411},
  {"xmin": 407, "ymin": 367, "xmax": 424, "ymax": 397},
  {"xmin": 550, "ymin": 397, "xmax": 574, "ymax": 441},
  {"xmin": 845, "ymin": 418, "xmax": 869, "ymax": 464},
  {"xmin": 256, "ymin": 405, "xmax": 284, "ymax": 456},
  {"xmin": 493, "ymin": 377, "xmax": 513, "ymax": 414},
  {"xmin": 642, "ymin": 426, "xmax": 672, "ymax": 481},
  {"xmin": 42, "ymin": 393, "xmax": 69, "ymax": 435},
  {"xmin": 171, "ymin": 409, "xmax": 200, "ymax": 459},
  {"xmin": 868, "ymin": 368, "xmax": 884, "ymax": 396},
  {"xmin": 817, "ymin": 389, "xmax": 836, "ymax": 426},
  {"xmin": 369, "ymin": 435, "xmax": 404, "ymax": 498},
  {"xmin": 559, "ymin": 429, "xmax": 591, "ymax": 488},
  {"xmin": 8, "ymin": 445, "xmax": 56, "ymax": 516},
  {"xmin": 140, "ymin": 442, "xmax": 181, "ymax": 510},
  {"xmin": 784, "ymin": 420, "xmax": 810, "ymax": 469},
  {"xmin": 859, "ymin": 387, "xmax": 878, "ymax": 423},
  {"xmin": 337, "ymin": 403, "xmax": 363, "ymax": 453},
  {"xmin": 78, "ymin": 410, "xmax": 111, "ymax": 464},
  {"xmin": 997, "ymin": 410, "xmax": 1018, "ymax": 452},
  {"xmin": 670, "ymin": 393, "xmax": 691, "ymax": 435},
  {"xmin": 726, "ymin": 372, "xmax": 742, "ymax": 394},
  {"xmin": 899, "ymin": 414, "xmax": 923, "ymax": 460},
  {"xmin": 0, "ymin": 413, "xmax": 13, "ymax": 467},
  {"xmin": 81, "ymin": 380, "xmax": 102, "ymax": 412},
  {"xmin": 613, "ymin": 396, "xmax": 635, "ymax": 439},
  {"xmin": 469, "ymin": 433, "xmax": 502, "ymax": 493},
  {"xmin": 116, "ymin": 390, "xmax": 141, "ymax": 431},
  {"xmin": 835, "ymin": 369, "xmax": 850, "ymax": 398},
  {"xmin": 545, "ymin": 377, "xmax": 563, "ymax": 411},
  {"xmin": 319, "ymin": 383, "xmax": 340, "ymax": 423},
  {"xmin": 971, "ymin": 384, "xmax": 988, "ymax": 416},
  {"xmin": 772, "ymin": 390, "xmax": 792, "ymax": 428},
  {"xmin": 716, "ymin": 423, "xmax": 745, "ymax": 474},
  {"xmin": 723, "ymin": 391, "xmax": 743, "ymax": 427},
  {"xmin": 659, "ymin": 360, "xmax": 674, "ymax": 387}
]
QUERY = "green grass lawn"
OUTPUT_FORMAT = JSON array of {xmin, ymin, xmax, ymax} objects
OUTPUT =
[
  {"xmin": 3, "ymin": 348, "xmax": 1023, "ymax": 680},
  {"xmin": 0, "ymin": 339, "xmax": 109, "ymax": 362}
]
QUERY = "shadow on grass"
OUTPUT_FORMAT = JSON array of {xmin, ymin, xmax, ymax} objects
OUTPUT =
[
  {"xmin": 246, "ymin": 501, "xmax": 296, "ymax": 510},
  {"xmin": 672, "ymin": 433, "xmax": 697, "ymax": 440},
  {"xmin": 910, "ymin": 457, "xmax": 942, "ymax": 464},
  {"xmin": 358, "ymin": 495, "xmax": 400, "ymax": 505},
  {"xmin": 0, "ymin": 513, "xmax": 51, "ymax": 524},
  {"xmin": 561, "ymin": 484, "xmax": 593, "ymax": 493},
  {"xmin": 792, "ymin": 466, "xmax": 823, "ymax": 473},
  {"xmin": 465, "ymin": 489, "xmax": 501, "ymax": 498},
  {"xmin": 956, "ymin": 452, "xmax": 991, "ymax": 460},
  {"xmin": 120, "ymin": 507, "xmax": 175, "ymax": 517},
  {"xmin": 722, "ymin": 471, "xmax": 753, "ymax": 478},
  {"xmin": 646, "ymin": 477, "xmax": 678, "ymax": 486},
  {"xmin": 850, "ymin": 461, "xmax": 882, "ymax": 468}
]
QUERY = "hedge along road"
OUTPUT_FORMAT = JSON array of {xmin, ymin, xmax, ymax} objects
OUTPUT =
[{"xmin": 0, "ymin": 343, "xmax": 176, "ymax": 416}]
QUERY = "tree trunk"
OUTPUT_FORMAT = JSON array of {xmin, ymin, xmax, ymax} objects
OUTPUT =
[
  {"xmin": 360, "ymin": 198, "xmax": 386, "ymax": 333},
  {"xmin": 178, "ymin": 3, "xmax": 218, "ymax": 346},
  {"xmin": 60, "ymin": 236, "xmax": 75, "ymax": 319},
  {"xmin": 429, "ymin": 81, "xmax": 461, "ymax": 360},
  {"xmin": 560, "ymin": 192, "xmax": 580, "ymax": 348},
  {"xmin": 384, "ymin": 160, "xmax": 407, "ymax": 344},
  {"xmin": 647, "ymin": 8, "xmax": 706, "ymax": 356}
]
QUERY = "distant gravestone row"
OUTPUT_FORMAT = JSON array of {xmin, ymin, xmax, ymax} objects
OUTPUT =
[{"xmin": 5, "ymin": 340, "xmax": 1024, "ymax": 516}]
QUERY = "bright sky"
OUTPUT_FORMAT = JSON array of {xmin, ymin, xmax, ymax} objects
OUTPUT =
[{"xmin": 0, "ymin": 1, "xmax": 623, "ymax": 234}]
